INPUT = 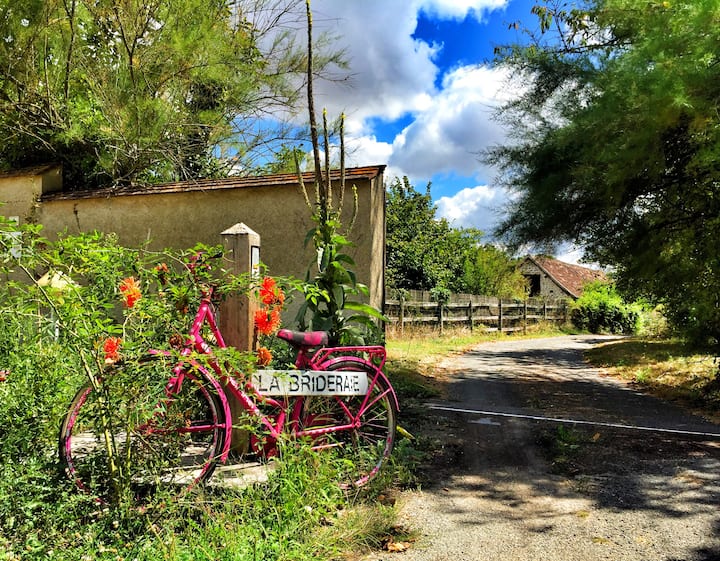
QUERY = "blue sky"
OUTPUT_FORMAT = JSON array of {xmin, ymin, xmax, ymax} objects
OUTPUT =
[
  {"xmin": 307, "ymin": 1, "xmax": 529, "ymax": 228},
  {"xmin": 299, "ymin": 1, "xmax": 583, "ymax": 263}
]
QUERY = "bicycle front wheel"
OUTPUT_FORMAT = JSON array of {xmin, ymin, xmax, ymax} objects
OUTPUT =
[
  {"xmin": 59, "ymin": 362, "xmax": 228, "ymax": 502},
  {"xmin": 299, "ymin": 360, "xmax": 397, "ymax": 488}
]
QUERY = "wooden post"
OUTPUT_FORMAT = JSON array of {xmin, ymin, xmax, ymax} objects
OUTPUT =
[
  {"xmin": 523, "ymin": 299, "xmax": 528, "ymax": 334},
  {"xmin": 438, "ymin": 301, "xmax": 444, "ymax": 335},
  {"xmin": 399, "ymin": 295, "xmax": 405, "ymax": 336},
  {"xmin": 468, "ymin": 301, "xmax": 473, "ymax": 332},
  {"xmin": 498, "ymin": 298, "xmax": 503, "ymax": 334},
  {"xmin": 220, "ymin": 223, "xmax": 261, "ymax": 455}
]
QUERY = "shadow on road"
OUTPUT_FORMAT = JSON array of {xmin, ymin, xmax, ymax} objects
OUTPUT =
[{"xmin": 402, "ymin": 335, "xmax": 720, "ymax": 561}]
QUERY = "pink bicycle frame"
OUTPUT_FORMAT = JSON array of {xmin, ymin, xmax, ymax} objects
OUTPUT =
[{"xmin": 163, "ymin": 289, "xmax": 398, "ymax": 462}]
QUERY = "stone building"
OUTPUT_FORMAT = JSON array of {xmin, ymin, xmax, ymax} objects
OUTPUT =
[{"xmin": 518, "ymin": 255, "xmax": 607, "ymax": 299}]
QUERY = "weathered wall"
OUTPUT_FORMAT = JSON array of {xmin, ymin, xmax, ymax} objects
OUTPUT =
[
  {"xmin": 518, "ymin": 259, "xmax": 571, "ymax": 299},
  {"xmin": 0, "ymin": 165, "xmax": 386, "ymax": 311},
  {"xmin": 0, "ymin": 165, "xmax": 62, "ymax": 222}
]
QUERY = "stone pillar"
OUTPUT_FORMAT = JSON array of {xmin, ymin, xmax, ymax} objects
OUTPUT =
[{"xmin": 220, "ymin": 223, "xmax": 261, "ymax": 455}]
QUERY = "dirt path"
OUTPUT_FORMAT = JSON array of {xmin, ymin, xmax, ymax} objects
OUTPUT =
[{"xmin": 370, "ymin": 335, "xmax": 720, "ymax": 561}]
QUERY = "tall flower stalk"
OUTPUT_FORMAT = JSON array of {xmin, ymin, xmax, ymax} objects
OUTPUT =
[{"xmin": 295, "ymin": 1, "xmax": 384, "ymax": 344}]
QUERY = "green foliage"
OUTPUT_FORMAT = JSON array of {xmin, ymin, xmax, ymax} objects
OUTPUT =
[
  {"xmin": 386, "ymin": 176, "xmax": 527, "ymax": 298},
  {"xmin": 385, "ymin": 176, "xmax": 465, "ymax": 293},
  {"xmin": 0, "ymin": 217, "xmax": 256, "ymax": 503},
  {"xmin": 0, "ymin": 0, "xmax": 312, "ymax": 189},
  {"xmin": 489, "ymin": 0, "xmax": 720, "ymax": 346},
  {"xmin": 294, "ymin": 6, "xmax": 385, "ymax": 345},
  {"xmin": 0, "ymin": 218, "xmax": 408, "ymax": 559},
  {"xmin": 461, "ymin": 244, "xmax": 528, "ymax": 298},
  {"xmin": 294, "ymin": 215, "xmax": 386, "ymax": 344},
  {"xmin": 570, "ymin": 281, "xmax": 641, "ymax": 335}
]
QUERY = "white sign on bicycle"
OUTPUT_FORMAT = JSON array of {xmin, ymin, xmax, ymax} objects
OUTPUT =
[{"xmin": 252, "ymin": 369, "xmax": 369, "ymax": 396}]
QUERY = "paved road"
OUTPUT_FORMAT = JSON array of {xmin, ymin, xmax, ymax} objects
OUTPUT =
[{"xmin": 371, "ymin": 335, "xmax": 720, "ymax": 561}]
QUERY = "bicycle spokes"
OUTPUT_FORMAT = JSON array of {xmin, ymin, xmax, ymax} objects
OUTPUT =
[{"xmin": 59, "ymin": 364, "xmax": 228, "ymax": 502}]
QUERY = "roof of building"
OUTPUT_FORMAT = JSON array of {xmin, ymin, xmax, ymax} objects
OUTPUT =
[
  {"xmin": 521, "ymin": 255, "xmax": 607, "ymax": 299},
  {"xmin": 41, "ymin": 165, "xmax": 386, "ymax": 201},
  {"xmin": 0, "ymin": 163, "xmax": 61, "ymax": 178}
]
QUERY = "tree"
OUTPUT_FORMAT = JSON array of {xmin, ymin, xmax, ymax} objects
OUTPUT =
[
  {"xmin": 488, "ymin": 0, "xmax": 720, "ymax": 344},
  {"xmin": 385, "ymin": 176, "xmax": 470, "ymax": 293},
  {"xmin": 385, "ymin": 176, "xmax": 526, "ymax": 298},
  {"xmin": 0, "ymin": 0, "xmax": 322, "ymax": 190},
  {"xmin": 462, "ymin": 244, "xmax": 527, "ymax": 298}
]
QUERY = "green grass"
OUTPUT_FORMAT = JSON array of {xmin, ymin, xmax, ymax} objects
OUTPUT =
[
  {"xmin": 0, "ymin": 443, "xmax": 405, "ymax": 561},
  {"xmin": 585, "ymin": 337, "xmax": 720, "ymax": 421}
]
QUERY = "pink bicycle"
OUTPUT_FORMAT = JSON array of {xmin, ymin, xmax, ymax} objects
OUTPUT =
[{"xmin": 58, "ymin": 275, "xmax": 398, "ymax": 500}]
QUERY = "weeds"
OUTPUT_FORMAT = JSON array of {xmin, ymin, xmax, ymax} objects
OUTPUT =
[
  {"xmin": 585, "ymin": 338, "xmax": 720, "ymax": 419},
  {"xmin": 0, "ymin": 221, "xmax": 410, "ymax": 560}
]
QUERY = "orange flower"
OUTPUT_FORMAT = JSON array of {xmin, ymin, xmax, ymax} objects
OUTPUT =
[
  {"xmin": 119, "ymin": 277, "xmax": 141, "ymax": 308},
  {"xmin": 256, "ymin": 346, "xmax": 272, "ymax": 367},
  {"xmin": 259, "ymin": 276, "xmax": 284, "ymax": 307},
  {"xmin": 103, "ymin": 337, "xmax": 122, "ymax": 364},
  {"xmin": 154, "ymin": 263, "xmax": 169, "ymax": 286},
  {"xmin": 254, "ymin": 309, "xmax": 281, "ymax": 336}
]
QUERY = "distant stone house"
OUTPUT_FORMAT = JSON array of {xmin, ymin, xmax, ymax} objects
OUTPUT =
[{"xmin": 518, "ymin": 255, "xmax": 607, "ymax": 299}]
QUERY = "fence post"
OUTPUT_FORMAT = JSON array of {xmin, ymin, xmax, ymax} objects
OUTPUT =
[
  {"xmin": 468, "ymin": 301, "xmax": 473, "ymax": 332},
  {"xmin": 399, "ymin": 295, "xmax": 405, "ymax": 336},
  {"xmin": 543, "ymin": 301, "xmax": 548, "ymax": 322},
  {"xmin": 220, "ymin": 223, "xmax": 261, "ymax": 454},
  {"xmin": 523, "ymin": 299, "xmax": 528, "ymax": 334},
  {"xmin": 498, "ymin": 298, "xmax": 503, "ymax": 333},
  {"xmin": 438, "ymin": 301, "xmax": 444, "ymax": 335}
]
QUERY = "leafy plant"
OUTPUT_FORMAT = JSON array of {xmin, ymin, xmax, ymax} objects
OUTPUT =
[
  {"xmin": 0, "ymin": 217, "xmax": 261, "ymax": 506},
  {"xmin": 293, "ymin": 2, "xmax": 385, "ymax": 344},
  {"xmin": 570, "ymin": 281, "xmax": 642, "ymax": 335}
]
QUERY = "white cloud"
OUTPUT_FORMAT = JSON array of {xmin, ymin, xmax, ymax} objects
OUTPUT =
[
  {"xmin": 311, "ymin": 1, "xmax": 514, "ymax": 132},
  {"xmin": 435, "ymin": 184, "xmax": 509, "ymax": 234},
  {"xmin": 418, "ymin": 0, "xmax": 509, "ymax": 19},
  {"xmin": 280, "ymin": 0, "xmax": 525, "ymax": 229},
  {"xmin": 388, "ymin": 65, "xmax": 514, "ymax": 179},
  {"xmin": 311, "ymin": 0, "xmax": 441, "ymax": 125}
]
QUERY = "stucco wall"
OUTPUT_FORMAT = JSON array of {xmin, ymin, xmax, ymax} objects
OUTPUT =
[
  {"xmin": 0, "ymin": 165, "xmax": 386, "ymax": 312},
  {"xmin": 0, "ymin": 165, "xmax": 62, "ymax": 222}
]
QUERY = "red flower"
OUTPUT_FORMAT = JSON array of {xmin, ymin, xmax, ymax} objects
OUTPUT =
[
  {"xmin": 256, "ymin": 347, "xmax": 273, "ymax": 367},
  {"xmin": 119, "ymin": 277, "xmax": 142, "ymax": 308},
  {"xmin": 259, "ymin": 276, "xmax": 284, "ymax": 307},
  {"xmin": 103, "ymin": 337, "xmax": 122, "ymax": 364},
  {"xmin": 254, "ymin": 309, "xmax": 281, "ymax": 336}
]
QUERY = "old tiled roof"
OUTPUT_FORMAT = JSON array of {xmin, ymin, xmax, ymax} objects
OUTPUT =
[
  {"xmin": 41, "ymin": 165, "xmax": 386, "ymax": 201},
  {"xmin": 526, "ymin": 255, "xmax": 607, "ymax": 299}
]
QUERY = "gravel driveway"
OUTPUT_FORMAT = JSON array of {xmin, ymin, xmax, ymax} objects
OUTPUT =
[{"xmin": 370, "ymin": 335, "xmax": 720, "ymax": 561}]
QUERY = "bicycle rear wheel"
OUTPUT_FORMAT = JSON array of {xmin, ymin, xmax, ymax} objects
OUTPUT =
[
  {"xmin": 299, "ymin": 360, "xmax": 397, "ymax": 488},
  {"xmin": 59, "ymin": 361, "xmax": 228, "ymax": 502}
]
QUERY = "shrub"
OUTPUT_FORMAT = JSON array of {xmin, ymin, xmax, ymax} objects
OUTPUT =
[{"xmin": 570, "ymin": 281, "xmax": 642, "ymax": 334}]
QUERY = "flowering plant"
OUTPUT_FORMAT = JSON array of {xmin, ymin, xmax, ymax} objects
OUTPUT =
[
  {"xmin": 0, "ymin": 219, "xmax": 263, "ymax": 506},
  {"xmin": 119, "ymin": 276, "xmax": 141, "ymax": 308},
  {"xmin": 253, "ymin": 276, "xmax": 286, "ymax": 366}
]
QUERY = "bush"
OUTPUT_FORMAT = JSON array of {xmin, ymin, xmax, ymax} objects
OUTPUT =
[
  {"xmin": 0, "ymin": 218, "xmax": 402, "ymax": 560},
  {"xmin": 570, "ymin": 281, "xmax": 642, "ymax": 334}
]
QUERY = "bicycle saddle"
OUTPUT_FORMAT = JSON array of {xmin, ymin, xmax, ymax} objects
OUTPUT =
[{"xmin": 276, "ymin": 329, "xmax": 328, "ymax": 348}]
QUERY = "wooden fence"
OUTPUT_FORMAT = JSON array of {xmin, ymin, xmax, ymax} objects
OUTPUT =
[{"xmin": 384, "ymin": 289, "xmax": 571, "ymax": 334}]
